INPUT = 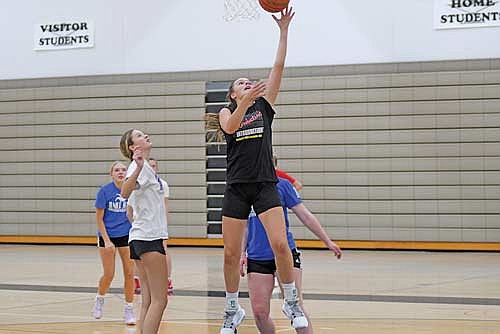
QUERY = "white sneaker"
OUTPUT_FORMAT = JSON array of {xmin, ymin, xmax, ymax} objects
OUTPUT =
[
  {"xmin": 92, "ymin": 296, "xmax": 104, "ymax": 319},
  {"xmin": 282, "ymin": 300, "xmax": 308, "ymax": 329},
  {"xmin": 124, "ymin": 304, "xmax": 136, "ymax": 325},
  {"xmin": 220, "ymin": 306, "xmax": 245, "ymax": 334}
]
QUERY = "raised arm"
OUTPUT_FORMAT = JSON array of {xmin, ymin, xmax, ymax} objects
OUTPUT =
[
  {"xmin": 219, "ymin": 81, "xmax": 267, "ymax": 134},
  {"xmin": 265, "ymin": 6, "xmax": 295, "ymax": 106},
  {"xmin": 121, "ymin": 148, "xmax": 144, "ymax": 198},
  {"xmin": 291, "ymin": 203, "xmax": 342, "ymax": 259}
]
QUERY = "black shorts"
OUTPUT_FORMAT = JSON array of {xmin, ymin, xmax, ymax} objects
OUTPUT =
[
  {"xmin": 129, "ymin": 239, "xmax": 165, "ymax": 260},
  {"xmin": 222, "ymin": 182, "xmax": 282, "ymax": 220},
  {"xmin": 247, "ymin": 249, "xmax": 302, "ymax": 275},
  {"xmin": 98, "ymin": 235, "xmax": 129, "ymax": 248}
]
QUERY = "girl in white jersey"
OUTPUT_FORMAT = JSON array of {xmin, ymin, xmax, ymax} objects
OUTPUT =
[{"xmin": 120, "ymin": 129, "xmax": 168, "ymax": 334}]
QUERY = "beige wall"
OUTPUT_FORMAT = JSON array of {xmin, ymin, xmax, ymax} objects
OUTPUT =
[
  {"xmin": 0, "ymin": 82, "xmax": 207, "ymax": 238},
  {"xmin": 273, "ymin": 70, "xmax": 500, "ymax": 242},
  {"xmin": 0, "ymin": 58, "xmax": 499, "ymax": 242}
]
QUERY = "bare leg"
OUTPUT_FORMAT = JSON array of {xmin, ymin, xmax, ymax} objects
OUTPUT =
[
  {"xmin": 258, "ymin": 207, "xmax": 294, "ymax": 284},
  {"xmin": 163, "ymin": 241, "xmax": 172, "ymax": 278},
  {"xmin": 222, "ymin": 216, "xmax": 247, "ymax": 293},
  {"xmin": 117, "ymin": 246, "xmax": 135, "ymax": 303},
  {"xmin": 97, "ymin": 247, "xmax": 116, "ymax": 295},
  {"xmin": 135, "ymin": 260, "xmax": 149, "ymax": 333},
  {"xmin": 292, "ymin": 268, "xmax": 312, "ymax": 334},
  {"xmin": 166, "ymin": 254, "xmax": 172, "ymax": 278},
  {"xmin": 140, "ymin": 251, "xmax": 169, "ymax": 334},
  {"xmin": 248, "ymin": 272, "xmax": 276, "ymax": 334}
]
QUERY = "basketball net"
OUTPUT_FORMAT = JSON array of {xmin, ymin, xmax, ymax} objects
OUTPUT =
[{"xmin": 223, "ymin": 0, "xmax": 260, "ymax": 21}]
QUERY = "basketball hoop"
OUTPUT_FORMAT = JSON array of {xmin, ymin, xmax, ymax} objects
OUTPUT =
[{"xmin": 223, "ymin": 0, "xmax": 260, "ymax": 21}]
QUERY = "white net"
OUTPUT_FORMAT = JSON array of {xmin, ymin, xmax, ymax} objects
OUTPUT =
[{"xmin": 223, "ymin": 0, "xmax": 260, "ymax": 21}]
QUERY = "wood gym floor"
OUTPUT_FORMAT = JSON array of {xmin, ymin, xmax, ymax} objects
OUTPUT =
[{"xmin": 0, "ymin": 244, "xmax": 499, "ymax": 334}]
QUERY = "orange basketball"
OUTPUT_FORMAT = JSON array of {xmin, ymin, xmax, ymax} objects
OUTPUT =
[{"xmin": 258, "ymin": 0, "xmax": 289, "ymax": 13}]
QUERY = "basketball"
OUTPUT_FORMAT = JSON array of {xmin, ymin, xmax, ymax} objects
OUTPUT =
[{"xmin": 258, "ymin": 0, "xmax": 290, "ymax": 13}]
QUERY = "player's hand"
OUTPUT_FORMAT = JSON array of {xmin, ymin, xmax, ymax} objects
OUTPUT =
[
  {"xmin": 330, "ymin": 242, "xmax": 342, "ymax": 259},
  {"xmin": 272, "ymin": 6, "xmax": 295, "ymax": 31},
  {"xmin": 239, "ymin": 256, "xmax": 247, "ymax": 277},
  {"xmin": 241, "ymin": 81, "xmax": 266, "ymax": 106},
  {"xmin": 103, "ymin": 239, "xmax": 115, "ymax": 251},
  {"xmin": 132, "ymin": 148, "xmax": 144, "ymax": 168}
]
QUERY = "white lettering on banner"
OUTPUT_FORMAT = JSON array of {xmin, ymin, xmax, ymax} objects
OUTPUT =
[
  {"xmin": 435, "ymin": 0, "xmax": 500, "ymax": 29},
  {"xmin": 34, "ymin": 20, "xmax": 94, "ymax": 50}
]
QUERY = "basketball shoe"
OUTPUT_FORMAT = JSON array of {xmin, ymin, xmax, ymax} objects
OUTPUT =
[
  {"xmin": 282, "ymin": 299, "xmax": 308, "ymax": 329},
  {"xmin": 220, "ymin": 306, "xmax": 245, "ymax": 334},
  {"xmin": 92, "ymin": 296, "xmax": 104, "ymax": 319},
  {"xmin": 124, "ymin": 304, "xmax": 136, "ymax": 325}
]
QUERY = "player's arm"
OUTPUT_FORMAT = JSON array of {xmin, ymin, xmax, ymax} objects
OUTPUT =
[
  {"xmin": 219, "ymin": 81, "xmax": 266, "ymax": 134},
  {"xmin": 291, "ymin": 203, "xmax": 342, "ymax": 258},
  {"xmin": 126, "ymin": 205, "xmax": 134, "ymax": 223},
  {"xmin": 121, "ymin": 149, "xmax": 144, "ymax": 198},
  {"xmin": 239, "ymin": 225, "xmax": 248, "ymax": 277},
  {"xmin": 292, "ymin": 180, "xmax": 303, "ymax": 191},
  {"xmin": 96, "ymin": 208, "xmax": 113, "ymax": 248},
  {"xmin": 265, "ymin": 6, "xmax": 295, "ymax": 105}
]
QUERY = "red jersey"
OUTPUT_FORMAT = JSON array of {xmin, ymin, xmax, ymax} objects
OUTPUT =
[{"xmin": 276, "ymin": 169, "xmax": 296, "ymax": 184}]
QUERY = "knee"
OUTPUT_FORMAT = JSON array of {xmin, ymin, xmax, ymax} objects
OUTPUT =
[
  {"xmin": 156, "ymin": 295, "xmax": 168, "ymax": 308},
  {"xmin": 102, "ymin": 272, "xmax": 115, "ymax": 281},
  {"xmin": 253, "ymin": 309, "xmax": 271, "ymax": 331},
  {"xmin": 253, "ymin": 311, "xmax": 270, "ymax": 324},
  {"xmin": 123, "ymin": 269, "xmax": 134, "ymax": 280},
  {"xmin": 252, "ymin": 303, "xmax": 269, "ymax": 322},
  {"xmin": 224, "ymin": 247, "xmax": 240, "ymax": 266},
  {"xmin": 269, "ymin": 239, "xmax": 289, "ymax": 256}
]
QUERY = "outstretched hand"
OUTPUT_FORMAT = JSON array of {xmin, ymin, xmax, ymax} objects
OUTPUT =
[
  {"xmin": 272, "ymin": 6, "xmax": 295, "ymax": 31},
  {"xmin": 241, "ymin": 81, "xmax": 266, "ymax": 106}
]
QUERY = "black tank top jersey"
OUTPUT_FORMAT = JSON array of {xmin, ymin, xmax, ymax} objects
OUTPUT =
[{"xmin": 223, "ymin": 97, "xmax": 278, "ymax": 184}]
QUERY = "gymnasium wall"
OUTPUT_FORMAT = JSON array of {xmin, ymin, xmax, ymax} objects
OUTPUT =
[
  {"xmin": 0, "ymin": 58, "xmax": 499, "ymax": 243},
  {"xmin": 1, "ymin": 0, "xmax": 500, "ymax": 80},
  {"xmin": 274, "ymin": 69, "xmax": 500, "ymax": 242},
  {"xmin": 0, "ymin": 81, "xmax": 207, "ymax": 238}
]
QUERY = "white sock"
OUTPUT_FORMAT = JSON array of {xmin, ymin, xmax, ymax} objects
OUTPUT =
[
  {"xmin": 225, "ymin": 291, "xmax": 239, "ymax": 311},
  {"xmin": 282, "ymin": 282, "xmax": 298, "ymax": 302},
  {"xmin": 124, "ymin": 302, "xmax": 133, "ymax": 308}
]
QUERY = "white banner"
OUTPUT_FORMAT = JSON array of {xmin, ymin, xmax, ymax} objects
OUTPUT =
[
  {"xmin": 34, "ymin": 20, "xmax": 94, "ymax": 50},
  {"xmin": 435, "ymin": 0, "xmax": 500, "ymax": 29}
]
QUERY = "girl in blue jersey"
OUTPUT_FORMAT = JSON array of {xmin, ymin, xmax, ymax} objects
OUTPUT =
[
  {"xmin": 92, "ymin": 161, "xmax": 136, "ymax": 325},
  {"xmin": 241, "ymin": 178, "xmax": 342, "ymax": 334}
]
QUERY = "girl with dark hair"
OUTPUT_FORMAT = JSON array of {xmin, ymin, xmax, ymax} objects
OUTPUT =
[{"xmin": 206, "ymin": 7, "xmax": 308, "ymax": 334}]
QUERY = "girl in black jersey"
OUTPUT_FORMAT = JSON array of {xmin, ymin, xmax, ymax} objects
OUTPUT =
[{"xmin": 207, "ymin": 7, "xmax": 308, "ymax": 334}]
